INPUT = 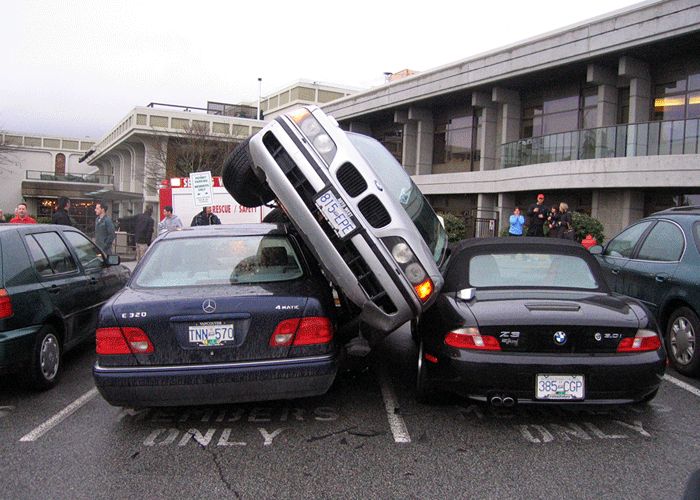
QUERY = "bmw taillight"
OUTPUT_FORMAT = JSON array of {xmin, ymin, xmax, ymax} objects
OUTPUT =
[
  {"xmin": 270, "ymin": 317, "xmax": 333, "ymax": 347},
  {"xmin": 444, "ymin": 327, "xmax": 501, "ymax": 351},
  {"xmin": 616, "ymin": 329, "xmax": 661, "ymax": 352},
  {"xmin": 0, "ymin": 289, "xmax": 13, "ymax": 319},
  {"xmin": 96, "ymin": 327, "xmax": 154, "ymax": 355}
]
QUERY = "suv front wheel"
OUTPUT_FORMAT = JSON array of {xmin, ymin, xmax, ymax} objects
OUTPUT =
[{"xmin": 666, "ymin": 307, "xmax": 699, "ymax": 376}]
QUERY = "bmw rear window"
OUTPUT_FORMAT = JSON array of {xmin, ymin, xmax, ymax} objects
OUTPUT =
[
  {"xmin": 468, "ymin": 252, "xmax": 599, "ymax": 289},
  {"xmin": 133, "ymin": 235, "xmax": 304, "ymax": 288}
]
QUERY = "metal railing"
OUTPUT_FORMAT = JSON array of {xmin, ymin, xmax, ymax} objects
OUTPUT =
[
  {"xmin": 26, "ymin": 170, "xmax": 114, "ymax": 184},
  {"xmin": 501, "ymin": 118, "xmax": 700, "ymax": 168}
]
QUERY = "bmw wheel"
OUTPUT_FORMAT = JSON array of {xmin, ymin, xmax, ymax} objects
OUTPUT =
[
  {"xmin": 222, "ymin": 137, "xmax": 275, "ymax": 208},
  {"xmin": 27, "ymin": 326, "xmax": 61, "ymax": 390},
  {"xmin": 666, "ymin": 307, "xmax": 700, "ymax": 376}
]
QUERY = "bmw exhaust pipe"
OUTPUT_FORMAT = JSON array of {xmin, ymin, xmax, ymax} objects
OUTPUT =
[
  {"xmin": 490, "ymin": 396, "xmax": 503, "ymax": 407},
  {"xmin": 502, "ymin": 396, "xmax": 515, "ymax": 407}
]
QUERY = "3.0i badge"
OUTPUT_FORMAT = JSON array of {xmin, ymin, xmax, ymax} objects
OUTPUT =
[{"xmin": 553, "ymin": 331, "xmax": 568, "ymax": 345}]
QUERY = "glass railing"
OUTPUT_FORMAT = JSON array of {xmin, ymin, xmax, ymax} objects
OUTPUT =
[
  {"xmin": 501, "ymin": 118, "xmax": 700, "ymax": 168},
  {"xmin": 26, "ymin": 170, "xmax": 114, "ymax": 184}
]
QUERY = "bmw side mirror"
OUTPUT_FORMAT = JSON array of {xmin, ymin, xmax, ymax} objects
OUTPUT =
[
  {"xmin": 107, "ymin": 254, "xmax": 121, "ymax": 266},
  {"xmin": 588, "ymin": 245, "xmax": 603, "ymax": 255},
  {"xmin": 457, "ymin": 288, "xmax": 476, "ymax": 301}
]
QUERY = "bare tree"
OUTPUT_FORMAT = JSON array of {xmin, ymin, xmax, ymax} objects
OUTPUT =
[
  {"xmin": 144, "ymin": 121, "xmax": 240, "ymax": 189},
  {"xmin": 0, "ymin": 131, "xmax": 18, "ymax": 176}
]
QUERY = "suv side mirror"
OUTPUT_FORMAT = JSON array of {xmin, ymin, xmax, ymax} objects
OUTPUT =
[
  {"xmin": 457, "ymin": 288, "xmax": 476, "ymax": 301},
  {"xmin": 588, "ymin": 245, "xmax": 603, "ymax": 255},
  {"xmin": 107, "ymin": 254, "xmax": 121, "ymax": 266}
]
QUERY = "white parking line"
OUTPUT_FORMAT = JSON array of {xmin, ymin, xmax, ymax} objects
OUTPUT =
[
  {"xmin": 19, "ymin": 388, "xmax": 98, "ymax": 442},
  {"xmin": 664, "ymin": 375, "xmax": 700, "ymax": 398},
  {"xmin": 377, "ymin": 366, "xmax": 411, "ymax": 443}
]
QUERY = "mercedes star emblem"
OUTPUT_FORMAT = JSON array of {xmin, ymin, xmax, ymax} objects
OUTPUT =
[{"xmin": 202, "ymin": 299, "xmax": 216, "ymax": 314}]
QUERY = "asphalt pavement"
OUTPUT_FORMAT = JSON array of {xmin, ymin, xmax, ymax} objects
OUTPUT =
[{"xmin": 2, "ymin": 324, "xmax": 700, "ymax": 498}]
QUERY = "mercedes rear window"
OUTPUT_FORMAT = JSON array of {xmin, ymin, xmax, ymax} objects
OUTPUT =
[
  {"xmin": 468, "ymin": 252, "xmax": 599, "ymax": 289},
  {"xmin": 133, "ymin": 235, "xmax": 304, "ymax": 288}
]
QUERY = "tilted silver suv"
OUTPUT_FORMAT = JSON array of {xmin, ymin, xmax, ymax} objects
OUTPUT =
[{"xmin": 223, "ymin": 106, "xmax": 448, "ymax": 334}]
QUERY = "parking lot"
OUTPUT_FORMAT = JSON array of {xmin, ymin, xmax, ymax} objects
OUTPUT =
[{"xmin": 2, "ymin": 321, "xmax": 700, "ymax": 498}]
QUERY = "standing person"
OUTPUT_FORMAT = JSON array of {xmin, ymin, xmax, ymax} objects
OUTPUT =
[
  {"xmin": 10, "ymin": 203, "xmax": 37, "ymax": 224},
  {"xmin": 94, "ymin": 202, "xmax": 116, "ymax": 255},
  {"xmin": 508, "ymin": 207, "xmax": 525, "ymax": 236},
  {"xmin": 191, "ymin": 206, "xmax": 221, "ymax": 226},
  {"xmin": 134, "ymin": 206, "xmax": 155, "ymax": 262},
  {"xmin": 558, "ymin": 202, "xmax": 575, "ymax": 240},
  {"xmin": 547, "ymin": 205, "xmax": 560, "ymax": 237},
  {"xmin": 526, "ymin": 194, "xmax": 548, "ymax": 237},
  {"xmin": 51, "ymin": 197, "xmax": 73, "ymax": 226},
  {"xmin": 158, "ymin": 205, "xmax": 183, "ymax": 234}
]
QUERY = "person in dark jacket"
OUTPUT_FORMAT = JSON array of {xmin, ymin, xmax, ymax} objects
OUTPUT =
[
  {"xmin": 94, "ymin": 202, "xmax": 115, "ymax": 254},
  {"xmin": 51, "ymin": 197, "xmax": 73, "ymax": 226},
  {"xmin": 191, "ymin": 207, "xmax": 221, "ymax": 226},
  {"xmin": 134, "ymin": 206, "xmax": 155, "ymax": 261},
  {"xmin": 558, "ymin": 202, "xmax": 575, "ymax": 240},
  {"xmin": 526, "ymin": 193, "xmax": 548, "ymax": 237}
]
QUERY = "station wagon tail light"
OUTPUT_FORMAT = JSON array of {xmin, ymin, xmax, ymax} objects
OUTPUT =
[
  {"xmin": 616, "ymin": 329, "xmax": 661, "ymax": 352},
  {"xmin": 445, "ymin": 327, "xmax": 501, "ymax": 351},
  {"xmin": 96, "ymin": 327, "xmax": 154, "ymax": 355},
  {"xmin": 0, "ymin": 289, "xmax": 13, "ymax": 319},
  {"xmin": 288, "ymin": 108, "xmax": 337, "ymax": 164},
  {"xmin": 270, "ymin": 317, "xmax": 333, "ymax": 346}
]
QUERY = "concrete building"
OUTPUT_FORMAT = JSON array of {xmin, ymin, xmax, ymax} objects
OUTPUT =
[
  {"xmin": 322, "ymin": 0, "xmax": 700, "ymax": 239},
  {"xmin": 0, "ymin": 131, "xmax": 102, "ymax": 232}
]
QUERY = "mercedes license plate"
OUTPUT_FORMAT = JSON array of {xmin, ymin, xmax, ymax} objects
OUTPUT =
[
  {"xmin": 188, "ymin": 322, "xmax": 234, "ymax": 347},
  {"xmin": 536, "ymin": 374, "xmax": 584, "ymax": 400},
  {"xmin": 315, "ymin": 190, "xmax": 356, "ymax": 238}
]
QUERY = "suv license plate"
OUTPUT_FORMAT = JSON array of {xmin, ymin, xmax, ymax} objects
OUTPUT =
[
  {"xmin": 188, "ymin": 323, "xmax": 235, "ymax": 347},
  {"xmin": 536, "ymin": 374, "xmax": 584, "ymax": 400},
  {"xmin": 315, "ymin": 190, "xmax": 356, "ymax": 238}
]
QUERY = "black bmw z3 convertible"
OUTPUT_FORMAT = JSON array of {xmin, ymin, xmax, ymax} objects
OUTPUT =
[
  {"xmin": 415, "ymin": 238, "xmax": 666, "ymax": 406},
  {"xmin": 93, "ymin": 224, "xmax": 338, "ymax": 407}
]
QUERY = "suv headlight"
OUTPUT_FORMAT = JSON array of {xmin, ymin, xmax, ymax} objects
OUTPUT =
[
  {"xmin": 289, "ymin": 108, "xmax": 337, "ymax": 165},
  {"xmin": 382, "ymin": 236, "xmax": 434, "ymax": 302}
]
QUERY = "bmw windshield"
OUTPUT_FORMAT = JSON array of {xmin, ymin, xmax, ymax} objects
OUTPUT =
[{"xmin": 347, "ymin": 133, "xmax": 448, "ymax": 265}]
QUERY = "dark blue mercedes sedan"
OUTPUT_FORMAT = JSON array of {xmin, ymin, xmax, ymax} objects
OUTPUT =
[{"xmin": 93, "ymin": 224, "xmax": 338, "ymax": 407}]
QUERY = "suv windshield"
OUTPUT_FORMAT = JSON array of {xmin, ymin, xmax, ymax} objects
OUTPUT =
[
  {"xmin": 347, "ymin": 133, "xmax": 448, "ymax": 265},
  {"xmin": 134, "ymin": 235, "xmax": 303, "ymax": 287}
]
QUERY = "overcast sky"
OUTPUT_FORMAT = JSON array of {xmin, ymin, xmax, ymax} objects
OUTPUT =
[{"xmin": 1, "ymin": 0, "xmax": 646, "ymax": 140}]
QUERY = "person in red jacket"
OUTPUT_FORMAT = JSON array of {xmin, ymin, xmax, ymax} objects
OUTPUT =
[{"xmin": 9, "ymin": 203, "xmax": 37, "ymax": 224}]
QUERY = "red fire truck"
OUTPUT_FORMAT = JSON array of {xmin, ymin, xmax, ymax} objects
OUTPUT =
[{"xmin": 158, "ymin": 176, "xmax": 272, "ymax": 225}]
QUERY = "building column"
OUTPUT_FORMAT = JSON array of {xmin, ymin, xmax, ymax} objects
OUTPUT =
[
  {"xmin": 591, "ymin": 189, "xmax": 644, "ymax": 239},
  {"xmin": 587, "ymin": 64, "xmax": 618, "ymax": 128},
  {"xmin": 619, "ymin": 57, "xmax": 651, "ymax": 157},
  {"xmin": 476, "ymin": 193, "xmax": 498, "ymax": 237},
  {"xmin": 408, "ymin": 106, "xmax": 434, "ymax": 175},
  {"xmin": 497, "ymin": 192, "xmax": 516, "ymax": 235},
  {"xmin": 472, "ymin": 91, "xmax": 497, "ymax": 171},
  {"xmin": 394, "ymin": 109, "xmax": 417, "ymax": 174},
  {"xmin": 493, "ymin": 88, "xmax": 521, "ymax": 169}
]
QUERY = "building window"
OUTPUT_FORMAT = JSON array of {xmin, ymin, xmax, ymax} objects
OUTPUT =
[
  {"xmin": 653, "ymin": 70, "xmax": 700, "ymax": 121},
  {"xmin": 522, "ymin": 84, "xmax": 595, "ymax": 138},
  {"xmin": 580, "ymin": 87, "xmax": 598, "ymax": 129},
  {"xmin": 433, "ymin": 108, "xmax": 479, "ymax": 172},
  {"xmin": 617, "ymin": 87, "xmax": 630, "ymax": 124},
  {"xmin": 370, "ymin": 121, "xmax": 403, "ymax": 164},
  {"xmin": 55, "ymin": 153, "xmax": 66, "ymax": 176}
]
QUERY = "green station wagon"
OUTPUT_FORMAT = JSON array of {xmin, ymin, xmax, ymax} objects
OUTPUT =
[
  {"xmin": 0, "ymin": 224, "xmax": 129, "ymax": 389},
  {"xmin": 590, "ymin": 206, "xmax": 700, "ymax": 376}
]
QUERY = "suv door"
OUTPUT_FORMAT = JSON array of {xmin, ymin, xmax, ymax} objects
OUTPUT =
[
  {"xmin": 24, "ymin": 231, "xmax": 90, "ymax": 346},
  {"xmin": 623, "ymin": 219, "xmax": 684, "ymax": 317},
  {"xmin": 598, "ymin": 220, "xmax": 655, "ymax": 293}
]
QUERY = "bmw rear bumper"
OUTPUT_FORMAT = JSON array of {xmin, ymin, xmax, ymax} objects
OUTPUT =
[
  {"xmin": 93, "ymin": 354, "xmax": 338, "ymax": 407},
  {"xmin": 425, "ymin": 348, "xmax": 666, "ymax": 404}
]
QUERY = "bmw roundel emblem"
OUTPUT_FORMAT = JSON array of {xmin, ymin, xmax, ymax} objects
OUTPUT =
[
  {"xmin": 553, "ymin": 331, "xmax": 568, "ymax": 345},
  {"xmin": 202, "ymin": 299, "xmax": 216, "ymax": 314}
]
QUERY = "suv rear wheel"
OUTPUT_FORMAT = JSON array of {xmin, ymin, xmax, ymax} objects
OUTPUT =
[
  {"xmin": 666, "ymin": 307, "xmax": 699, "ymax": 376},
  {"xmin": 222, "ymin": 137, "xmax": 275, "ymax": 207},
  {"xmin": 26, "ymin": 326, "xmax": 61, "ymax": 390}
]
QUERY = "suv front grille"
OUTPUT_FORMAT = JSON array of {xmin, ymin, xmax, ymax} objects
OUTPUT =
[
  {"xmin": 263, "ymin": 132, "xmax": 397, "ymax": 314},
  {"xmin": 358, "ymin": 195, "xmax": 391, "ymax": 228},
  {"xmin": 336, "ymin": 162, "xmax": 367, "ymax": 197}
]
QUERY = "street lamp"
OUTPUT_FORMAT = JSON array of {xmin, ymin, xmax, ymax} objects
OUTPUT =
[{"xmin": 257, "ymin": 77, "xmax": 262, "ymax": 120}]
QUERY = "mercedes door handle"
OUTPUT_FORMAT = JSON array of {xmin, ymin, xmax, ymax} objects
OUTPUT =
[
  {"xmin": 48, "ymin": 286, "xmax": 62, "ymax": 294},
  {"xmin": 655, "ymin": 275, "xmax": 668, "ymax": 283},
  {"xmin": 611, "ymin": 268, "xmax": 620, "ymax": 275}
]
